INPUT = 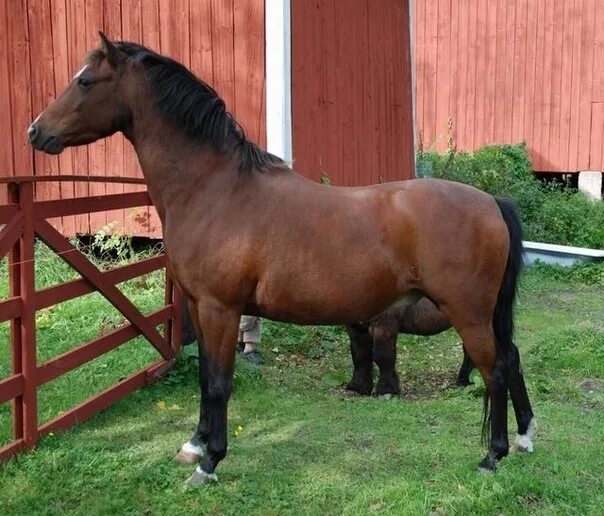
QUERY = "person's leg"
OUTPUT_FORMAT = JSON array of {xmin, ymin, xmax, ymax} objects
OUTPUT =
[{"xmin": 239, "ymin": 316, "xmax": 263, "ymax": 364}]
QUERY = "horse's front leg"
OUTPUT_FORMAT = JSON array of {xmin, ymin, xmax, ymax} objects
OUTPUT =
[
  {"xmin": 181, "ymin": 300, "xmax": 240, "ymax": 486},
  {"xmin": 175, "ymin": 301, "xmax": 208, "ymax": 465}
]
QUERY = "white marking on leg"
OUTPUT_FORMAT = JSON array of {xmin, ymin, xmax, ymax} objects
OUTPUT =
[
  {"xmin": 185, "ymin": 465, "xmax": 218, "ymax": 486},
  {"xmin": 512, "ymin": 417, "xmax": 537, "ymax": 453},
  {"xmin": 195, "ymin": 465, "xmax": 217, "ymax": 481},
  {"xmin": 181, "ymin": 441, "xmax": 205, "ymax": 457},
  {"xmin": 73, "ymin": 65, "xmax": 89, "ymax": 80}
]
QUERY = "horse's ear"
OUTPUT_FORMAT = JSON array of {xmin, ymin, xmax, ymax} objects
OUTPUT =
[{"xmin": 98, "ymin": 31, "xmax": 125, "ymax": 68}]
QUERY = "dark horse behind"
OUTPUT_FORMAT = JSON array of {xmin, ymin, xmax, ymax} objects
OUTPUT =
[
  {"xmin": 345, "ymin": 297, "xmax": 476, "ymax": 396},
  {"xmin": 180, "ymin": 297, "xmax": 476, "ymax": 394},
  {"xmin": 28, "ymin": 34, "xmax": 536, "ymax": 485}
]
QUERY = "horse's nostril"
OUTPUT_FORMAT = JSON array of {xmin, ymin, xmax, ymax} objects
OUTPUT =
[{"xmin": 28, "ymin": 124, "xmax": 39, "ymax": 143}]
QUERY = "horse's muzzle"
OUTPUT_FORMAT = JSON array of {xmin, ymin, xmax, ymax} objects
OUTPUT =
[{"xmin": 27, "ymin": 124, "xmax": 64, "ymax": 155}]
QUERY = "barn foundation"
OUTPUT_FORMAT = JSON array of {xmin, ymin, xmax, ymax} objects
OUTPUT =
[{"xmin": 578, "ymin": 171, "xmax": 603, "ymax": 201}]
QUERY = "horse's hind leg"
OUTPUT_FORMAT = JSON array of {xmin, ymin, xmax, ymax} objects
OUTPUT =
[
  {"xmin": 453, "ymin": 321, "xmax": 509, "ymax": 472},
  {"xmin": 345, "ymin": 324, "xmax": 374, "ymax": 395},
  {"xmin": 456, "ymin": 347, "xmax": 475, "ymax": 387},
  {"xmin": 508, "ymin": 342, "xmax": 537, "ymax": 452},
  {"xmin": 372, "ymin": 318, "xmax": 401, "ymax": 396}
]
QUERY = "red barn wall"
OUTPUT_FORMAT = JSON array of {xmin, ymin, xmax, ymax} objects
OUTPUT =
[
  {"xmin": 415, "ymin": 0, "xmax": 604, "ymax": 174},
  {"xmin": 0, "ymin": 0, "xmax": 266, "ymax": 237},
  {"xmin": 291, "ymin": 0, "xmax": 415, "ymax": 185}
]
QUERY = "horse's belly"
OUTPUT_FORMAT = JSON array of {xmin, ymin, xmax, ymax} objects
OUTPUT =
[{"xmin": 253, "ymin": 270, "xmax": 410, "ymax": 325}]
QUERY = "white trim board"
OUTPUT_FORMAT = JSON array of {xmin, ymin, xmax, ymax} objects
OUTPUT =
[{"xmin": 265, "ymin": 0, "xmax": 292, "ymax": 163}]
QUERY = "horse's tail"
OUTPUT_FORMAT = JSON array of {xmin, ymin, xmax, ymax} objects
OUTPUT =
[
  {"xmin": 481, "ymin": 197, "xmax": 524, "ymax": 442},
  {"xmin": 493, "ymin": 197, "xmax": 523, "ymax": 355}
]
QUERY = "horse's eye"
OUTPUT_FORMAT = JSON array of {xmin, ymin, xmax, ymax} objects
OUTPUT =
[{"xmin": 78, "ymin": 77, "xmax": 92, "ymax": 90}]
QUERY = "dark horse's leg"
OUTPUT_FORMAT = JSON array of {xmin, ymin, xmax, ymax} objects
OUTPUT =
[
  {"xmin": 456, "ymin": 347, "xmax": 475, "ymax": 386},
  {"xmin": 508, "ymin": 342, "xmax": 536, "ymax": 452},
  {"xmin": 372, "ymin": 317, "xmax": 401, "ymax": 396},
  {"xmin": 345, "ymin": 324, "xmax": 374, "ymax": 395},
  {"xmin": 179, "ymin": 300, "xmax": 197, "ymax": 346}
]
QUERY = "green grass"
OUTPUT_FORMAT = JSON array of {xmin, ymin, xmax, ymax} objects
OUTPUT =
[
  {"xmin": 1, "ymin": 248, "xmax": 604, "ymax": 515},
  {"xmin": 0, "ymin": 242, "xmax": 165, "ymax": 441}
]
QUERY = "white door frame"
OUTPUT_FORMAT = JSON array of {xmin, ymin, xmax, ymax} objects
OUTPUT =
[{"xmin": 265, "ymin": 0, "xmax": 292, "ymax": 163}]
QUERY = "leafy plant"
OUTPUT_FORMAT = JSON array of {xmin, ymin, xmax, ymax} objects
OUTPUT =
[
  {"xmin": 92, "ymin": 221, "xmax": 135, "ymax": 263},
  {"xmin": 530, "ymin": 261, "xmax": 604, "ymax": 286},
  {"xmin": 320, "ymin": 172, "xmax": 332, "ymax": 186}
]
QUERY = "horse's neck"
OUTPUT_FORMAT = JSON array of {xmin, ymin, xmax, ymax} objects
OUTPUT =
[{"xmin": 128, "ymin": 118, "xmax": 236, "ymax": 223}]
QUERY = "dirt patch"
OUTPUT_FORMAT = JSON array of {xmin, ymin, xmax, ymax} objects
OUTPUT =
[
  {"xmin": 273, "ymin": 352, "xmax": 309, "ymax": 367},
  {"xmin": 577, "ymin": 378, "xmax": 604, "ymax": 393},
  {"xmin": 518, "ymin": 492, "xmax": 547, "ymax": 510},
  {"xmin": 331, "ymin": 369, "xmax": 470, "ymax": 401},
  {"xmin": 580, "ymin": 400, "xmax": 604, "ymax": 413},
  {"xmin": 401, "ymin": 369, "xmax": 470, "ymax": 400}
]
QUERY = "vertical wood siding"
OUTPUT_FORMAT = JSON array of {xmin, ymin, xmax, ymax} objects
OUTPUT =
[
  {"xmin": 415, "ymin": 0, "xmax": 604, "ymax": 173},
  {"xmin": 0, "ymin": 0, "xmax": 266, "ymax": 236},
  {"xmin": 291, "ymin": 0, "xmax": 415, "ymax": 185}
]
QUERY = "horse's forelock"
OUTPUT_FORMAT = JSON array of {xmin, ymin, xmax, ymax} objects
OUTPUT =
[{"xmin": 83, "ymin": 49, "xmax": 106, "ymax": 67}]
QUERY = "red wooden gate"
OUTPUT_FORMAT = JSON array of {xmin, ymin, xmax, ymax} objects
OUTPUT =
[{"xmin": 0, "ymin": 176, "xmax": 181, "ymax": 462}]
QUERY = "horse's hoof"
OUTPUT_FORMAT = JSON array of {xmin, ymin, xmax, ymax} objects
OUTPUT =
[
  {"xmin": 175, "ymin": 442, "xmax": 204, "ymax": 465},
  {"xmin": 477, "ymin": 455, "xmax": 497, "ymax": 474},
  {"xmin": 374, "ymin": 387, "xmax": 402, "ymax": 398},
  {"xmin": 375, "ymin": 392, "xmax": 402, "ymax": 400},
  {"xmin": 338, "ymin": 387, "xmax": 363, "ymax": 398},
  {"xmin": 185, "ymin": 466, "xmax": 218, "ymax": 486},
  {"xmin": 175, "ymin": 450, "xmax": 201, "ymax": 465},
  {"xmin": 342, "ymin": 384, "xmax": 372, "ymax": 396}
]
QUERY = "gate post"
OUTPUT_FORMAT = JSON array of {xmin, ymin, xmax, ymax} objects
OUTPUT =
[
  {"xmin": 9, "ymin": 181, "xmax": 38, "ymax": 450},
  {"xmin": 165, "ymin": 273, "xmax": 182, "ymax": 354}
]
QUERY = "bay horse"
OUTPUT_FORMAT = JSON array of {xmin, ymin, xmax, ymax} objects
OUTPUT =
[
  {"xmin": 28, "ymin": 34, "xmax": 536, "ymax": 485},
  {"xmin": 345, "ymin": 297, "xmax": 476, "ymax": 396}
]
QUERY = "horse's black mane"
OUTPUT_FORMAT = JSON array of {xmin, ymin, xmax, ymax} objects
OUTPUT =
[{"xmin": 113, "ymin": 41, "xmax": 287, "ymax": 172}]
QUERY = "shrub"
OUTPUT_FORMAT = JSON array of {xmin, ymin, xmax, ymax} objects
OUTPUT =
[
  {"xmin": 416, "ymin": 143, "xmax": 604, "ymax": 249},
  {"xmin": 524, "ymin": 185, "xmax": 604, "ymax": 248},
  {"xmin": 530, "ymin": 261, "xmax": 604, "ymax": 286}
]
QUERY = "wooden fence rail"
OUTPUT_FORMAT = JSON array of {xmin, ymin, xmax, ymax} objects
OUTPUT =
[{"xmin": 0, "ymin": 176, "xmax": 181, "ymax": 463}]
